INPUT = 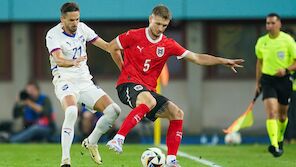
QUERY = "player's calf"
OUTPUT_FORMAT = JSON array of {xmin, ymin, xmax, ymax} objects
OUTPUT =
[{"xmin": 88, "ymin": 103, "xmax": 121, "ymax": 144}]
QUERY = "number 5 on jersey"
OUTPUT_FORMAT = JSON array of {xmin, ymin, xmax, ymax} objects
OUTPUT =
[{"xmin": 143, "ymin": 59, "xmax": 151, "ymax": 72}]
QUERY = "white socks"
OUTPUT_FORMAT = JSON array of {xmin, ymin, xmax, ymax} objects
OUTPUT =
[
  {"xmin": 166, "ymin": 155, "xmax": 176, "ymax": 164},
  {"xmin": 61, "ymin": 105, "xmax": 78, "ymax": 161},
  {"xmin": 114, "ymin": 134, "xmax": 125, "ymax": 142},
  {"xmin": 88, "ymin": 103, "xmax": 121, "ymax": 144}
]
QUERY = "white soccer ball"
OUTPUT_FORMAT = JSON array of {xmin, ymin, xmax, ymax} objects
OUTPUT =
[
  {"xmin": 224, "ymin": 132, "xmax": 242, "ymax": 145},
  {"xmin": 141, "ymin": 147, "xmax": 166, "ymax": 167}
]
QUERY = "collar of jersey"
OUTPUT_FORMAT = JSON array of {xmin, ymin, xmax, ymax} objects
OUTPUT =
[
  {"xmin": 59, "ymin": 23, "xmax": 76, "ymax": 38},
  {"xmin": 145, "ymin": 27, "xmax": 163, "ymax": 43},
  {"xmin": 62, "ymin": 31, "xmax": 76, "ymax": 38}
]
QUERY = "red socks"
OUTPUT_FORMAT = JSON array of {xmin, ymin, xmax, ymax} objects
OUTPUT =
[
  {"xmin": 118, "ymin": 104, "xmax": 150, "ymax": 136},
  {"xmin": 166, "ymin": 120, "xmax": 183, "ymax": 155},
  {"xmin": 117, "ymin": 104, "xmax": 183, "ymax": 156}
]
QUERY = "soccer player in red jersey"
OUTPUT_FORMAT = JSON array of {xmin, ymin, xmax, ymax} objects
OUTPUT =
[{"xmin": 107, "ymin": 5, "xmax": 244, "ymax": 167}]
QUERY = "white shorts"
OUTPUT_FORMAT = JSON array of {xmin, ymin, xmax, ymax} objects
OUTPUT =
[{"xmin": 53, "ymin": 76, "xmax": 106, "ymax": 109}]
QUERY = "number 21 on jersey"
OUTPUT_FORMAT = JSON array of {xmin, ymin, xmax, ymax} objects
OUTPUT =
[
  {"xmin": 72, "ymin": 46, "xmax": 82, "ymax": 59},
  {"xmin": 143, "ymin": 59, "xmax": 151, "ymax": 72}
]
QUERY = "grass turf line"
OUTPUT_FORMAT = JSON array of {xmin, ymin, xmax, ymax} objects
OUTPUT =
[{"xmin": 0, "ymin": 144, "xmax": 295, "ymax": 167}]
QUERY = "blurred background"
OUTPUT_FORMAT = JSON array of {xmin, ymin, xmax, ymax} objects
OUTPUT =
[{"xmin": 1, "ymin": 0, "xmax": 296, "ymax": 144}]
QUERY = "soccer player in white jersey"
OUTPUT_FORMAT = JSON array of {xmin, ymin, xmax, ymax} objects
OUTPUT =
[{"xmin": 45, "ymin": 2, "xmax": 121, "ymax": 167}]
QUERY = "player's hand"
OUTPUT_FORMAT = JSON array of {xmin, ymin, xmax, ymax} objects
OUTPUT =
[
  {"xmin": 275, "ymin": 68, "xmax": 286, "ymax": 77},
  {"xmin": 255, "ymin": 83, "xmax": 261, "ymax": 95},
  {"xmin": 73, "ymin": 56, "xmax": 87, "ymax": 67},
  {"xmin": 23, "ymin": 99, "xmax": 31, "ymax": 105},
  {"xmin": 223, "ymin": 59, "xmax": 244, "ymax": 73}
]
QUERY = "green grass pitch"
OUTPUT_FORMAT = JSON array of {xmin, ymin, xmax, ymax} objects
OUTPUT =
[{"xmin": 0, "ymin": 144, "xmax": 295, "ymax": 167}]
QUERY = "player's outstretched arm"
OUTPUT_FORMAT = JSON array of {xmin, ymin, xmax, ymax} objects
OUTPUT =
[
  {"xmin": 51, "ymin": 49, "xmax": 86, "ymax": 67},
  {"xmin": 91, "ymin": 37, "xmax": 109, "ymax": 53},
  {"xmin": 108, "ymin": 39, "xmax": 124, "ymax": 71},
  {"xmin": 184, "ymin": 52, "xmax": 244, "ymax": 73}
]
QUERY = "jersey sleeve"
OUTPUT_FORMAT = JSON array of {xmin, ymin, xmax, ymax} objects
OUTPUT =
[
  {"xmin": 255, "ymin": 38, "xmax": 262, "ymax": 59},
  {"xmin": 116, "ymin": 30, "xmax": 133, "ymax": 49},
  {"xmin": 170, "ymin": 40, "xmax": 189, "ymax": 59},
  {"xmin": 81, "ymin": 23, "xmax": 99, "ymax": 42},
  {"xmin": 46, "ymin": 31, "xmax": 61, "ymax": 54},
  {"xmin": 287, "ymin": 36, "xmax": 296, "ymax": 60}
]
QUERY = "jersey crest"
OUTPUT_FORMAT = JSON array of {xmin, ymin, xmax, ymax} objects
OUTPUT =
[
  {"xmin": 156, "ymin": 47, "xmax": 165, "ymax": 57},
  {"xmin": 78, "ymin": 35, "xmax": 86, "ymax": 43},
  {"xmin": 277, "ymin": 51, "xmax": 285, "ymax": 60}
]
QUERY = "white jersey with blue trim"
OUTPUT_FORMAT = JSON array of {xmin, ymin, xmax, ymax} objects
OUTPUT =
[{"xmin": 46, "ymin": 22, "xmax": 98, "ymax": 80}]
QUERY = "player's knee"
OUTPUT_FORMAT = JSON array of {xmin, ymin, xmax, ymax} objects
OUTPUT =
[
  {"xmin": 171, "ymin": 108, "xmax": 184, "ymax": 120},
  {"xmin": 146, "ymin": 97, "xmax": 157, "ymax": 110},
  {"xmin": 267, "ymin": 111, "xmax": 277, "ymax": 119},
  {"xmin": 278, "ymin": 114, "xmax": 287, "ymax": 122},
  {"xmin": 176, "ymin": 109, "xmax": 184, "ymax": 119},
  {"xmin": 110, "ymin": 103, "xmax": 121, "ymax": 115},
  {"xmin": 137, "ymin": 92, "xmax": 156, "ymax": 109},
  {"xmin": 104, "ymin": 103, "xmax": 121, "ymax": 118},
  {"xmin": 265, "ymin": 106, "xmax": 277, "ymax": 119},
  {"xmin": 137, "ymin": 96, "xmax": 156, "ymax": 109}
]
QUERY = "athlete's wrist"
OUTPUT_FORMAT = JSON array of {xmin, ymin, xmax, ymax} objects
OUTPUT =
[{"xmin": 72, "ymin": 59, "xmax": 78, "ymax": 66}]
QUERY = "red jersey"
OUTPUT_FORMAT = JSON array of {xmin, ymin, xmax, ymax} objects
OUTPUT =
[{"xmin": 116, "ymin": 28, "xmax": 189, "ymax": 92}]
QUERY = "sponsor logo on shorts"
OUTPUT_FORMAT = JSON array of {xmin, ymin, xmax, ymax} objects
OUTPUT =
[
  {"xmin": 62, "ymin": 84, "xmax": 69, "ymax": 91},
  {"xmin": 134, "ymin": 85, "xmax": 143, "ymax": 91}
]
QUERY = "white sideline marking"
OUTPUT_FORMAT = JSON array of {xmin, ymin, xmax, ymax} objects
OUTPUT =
[{"xmin": 159, "ymin": 145, "xmax": 222, "ymax": 167}]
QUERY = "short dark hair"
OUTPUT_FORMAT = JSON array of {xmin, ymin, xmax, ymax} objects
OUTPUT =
[
  {"xmin": 267, "ymin": 13, "xmax": 281, "ymax": 21},
  {"xmin": 60, "ymin": 2, "xmax": 80, "ymax": 15},
  {"xmin": 27, "ymin": 80, "xmax": 40, "ymax": 91},
  {"xmin": 152, "ymin": 5, "xmax": 172, "ymax": 20}
]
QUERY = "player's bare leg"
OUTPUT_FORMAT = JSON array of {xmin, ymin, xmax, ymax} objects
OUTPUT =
[
  {"xmin": 82, "ymin": 95, "xmax": 121, "ymax": 164},
  {"xmin": 107, "ymin": 91, "xmax": 155, "ymax": 153},
  {"xmin": 157, "ymin": 101, "xmax": 183, "ymax": 167},
  {"xmin": 61, "ymin": 95, "xmax": 78, "ymax": 167}
]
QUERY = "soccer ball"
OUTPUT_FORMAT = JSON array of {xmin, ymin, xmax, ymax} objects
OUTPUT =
[
  {"xmin": 141, "ymin": 147, "xmax": 166, "ymax": 167},
  {"xmin": 224, "ymin": 132, "xmax": 242, "ymax": 145}
]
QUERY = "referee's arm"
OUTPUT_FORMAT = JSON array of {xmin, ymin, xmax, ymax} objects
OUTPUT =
[
  {"xmin": 276, "ymin": 41, "xmax": 296, "ymax": 76},
  {"xmin": 255, "ymin": 59, "xmax": 262, "ymax": 93}
]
